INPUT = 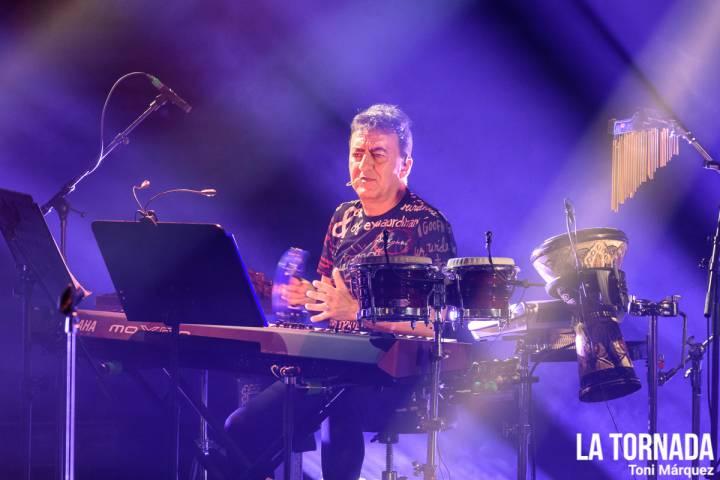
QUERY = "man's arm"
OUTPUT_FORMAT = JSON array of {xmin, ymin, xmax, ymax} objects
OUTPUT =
[{"xmin": 306, "ymin": 271, "xmax": 435, "ymax": 337}]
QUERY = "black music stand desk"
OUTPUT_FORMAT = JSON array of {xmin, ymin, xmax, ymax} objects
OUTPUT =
[
  {"xmin": 92, "ymin": 220, "xmax": 266, "ymax": 479},
  {"xmin": 91, "ymin": 220, "xmax": 265, "ymax": 327}
]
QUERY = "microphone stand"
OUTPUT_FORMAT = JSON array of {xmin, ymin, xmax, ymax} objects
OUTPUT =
[
  {"xmin": 705, "ymin": 206, "xmax": 720, "ymax": 477},
  {"xmin": 658, "ymin": 333, "xmax": 713, "ymax": 480},
  {"xmin": 58, "ymin": 285, "xmax": 84, "ymax": 480},
  {"xmin": 41, "ymin": 93, "xmax": 170, "ymax": 259}
]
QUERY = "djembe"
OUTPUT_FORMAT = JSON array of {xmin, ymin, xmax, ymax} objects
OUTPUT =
[{"xmin": 531, "ymin": 228, "xmax": 641, "ymax": 402}]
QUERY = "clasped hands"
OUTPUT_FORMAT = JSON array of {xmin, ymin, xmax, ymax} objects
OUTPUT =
[{"xmin": 281, "ymin": 268, "xmax": 358, "ymax": 323}]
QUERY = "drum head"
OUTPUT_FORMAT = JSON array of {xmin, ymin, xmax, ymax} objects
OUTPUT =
[
  {"xmin": 446, "ymin": 257, "xmax": 515, "ymax": 269},
  {"xmin": 530, "ymin": 228, "xmax": 628, "ymax": 285}
]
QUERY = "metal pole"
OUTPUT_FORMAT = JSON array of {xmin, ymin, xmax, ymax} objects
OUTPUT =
[
  {"xmin": 705, "ymin": 206, "xmax": 720, "ymax": 479},
  {"xmin": 690, "ymin": 345, "xmax": 703, "ymax": 480},
  {"xmin": 647, "ymin": 314, "xmax": 658, "ymax": 480},
  {"xmin": 424, "ymin": 316, "xmax": 442, "ymax": 480},
  {"xmin": 169, "ymin": 322, "xmax": 180, "ymax": 480},
  {"xmin": 20, "ymin": 267, "xmax": 33, "ymax": 480},
  {"xmin": 62, "ymin": 312, "xmax": 78, "ymax": 480},
  {"xmin": 517, "ymin": 344, "xmax": 531, "ymax": 480},
  {"xmin": 280, "ymin": 367, "xmax": 300, "ymax": 480},
  {"xmin": 199, "ymin": 370, "xmax": 209, "ymax": 480}
]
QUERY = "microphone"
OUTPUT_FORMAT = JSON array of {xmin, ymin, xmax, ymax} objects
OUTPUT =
[
  {"xmin": 382, "ymin": 229, "xmax": 390, "ymax": 263},
  {"xmin": 564, "ymin": 198, "xmax": 575, "ymax": 225},
  {"xmin": 485, "ymin": 230, "xmax": 495, "ymax": 269},
  {"xmin": 147, "ymin": 75, "xmax": 192, "ymax": 113},
  {"xmin": 563, "ymin": 198, "xmax": 584, "ymax": 292},
  {"xmin": 132, "ymin": 179, "xmax": 152, "ymax": 212}
]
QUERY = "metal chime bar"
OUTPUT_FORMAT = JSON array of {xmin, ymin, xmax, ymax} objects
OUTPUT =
[{"xmin": 610, "ymin": 111, "xmax": 681, "ymax": 212}]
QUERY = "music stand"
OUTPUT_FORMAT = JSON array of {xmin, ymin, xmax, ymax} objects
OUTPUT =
[
  {"xmin": 92, "ymin": 220, "xmax": 266, "ymax": 479},
  {"xmin": 91, "ymin": 220, "xmax": 265, "ymax": 328},
  {"xmin": 0, "ymin": 187, "xmax": 86, "ymax": 480}
]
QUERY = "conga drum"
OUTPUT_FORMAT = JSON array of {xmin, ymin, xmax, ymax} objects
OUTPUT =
[
  {"xmin": 348, "ymin": 256, "xmax": 442, "ymax": 324},
  {"xmin": 445, "ymin": 257, "xmax": 519, "ymax": 321}
]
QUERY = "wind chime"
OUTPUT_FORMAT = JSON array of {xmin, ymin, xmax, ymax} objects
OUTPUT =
[
  {"xmin": 610, "ymin": 111, "xmax": 681, "ymax": 212},
  {"xmin": 610, "ymin": 109, "xmax": 718, "ymax": 211}
]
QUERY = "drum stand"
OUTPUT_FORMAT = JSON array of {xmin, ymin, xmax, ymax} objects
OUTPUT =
[
  {"xmin": 686, "ymin": 337, "xmax": 711, "ymax": 480},
  {"xmin": 413, "ymin": 283, "xmax": 447, "ymax": 480},
  {"xmin": 372, "ymin": 431, "xmax": 404, "ymax": 480},
  {"xmin": 515, "ymin": 339, "xmax": 537, "ymax": 480},
  {"xmin": 628, "ymin": 296, "xmax": 681, "ymax": 480},
  {"xmin": 657, "ymin": 335, "xmax": 713, "ymax": 480}
]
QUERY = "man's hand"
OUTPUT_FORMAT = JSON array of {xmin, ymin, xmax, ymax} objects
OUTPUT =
[
  {"xmin": 280, "ymin": 277, "xmax": 313, "ymax": 306},
  {"xmin": 305, "ymin": 269, "xmax": 359, "ymax": 323}
]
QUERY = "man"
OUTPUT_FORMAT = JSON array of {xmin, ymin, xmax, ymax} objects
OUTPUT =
[
  {"xmin": 285, "ymin": 104, "xmax": 457, "ymax": 479},
  {"xmin": 288, "ymin": 103, "xmax": 457, "ymax": 334},
  {"xmin": 226, "ymin": 104, "xmax": 457, "ymax": 480}
]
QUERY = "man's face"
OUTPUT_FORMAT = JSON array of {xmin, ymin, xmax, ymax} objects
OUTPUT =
[{"xmin": 348, "ymin": 128, "xmax": 407, "ymax": 203}]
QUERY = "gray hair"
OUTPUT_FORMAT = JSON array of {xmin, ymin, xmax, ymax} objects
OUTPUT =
[{"xmin": 350, "ymin": 104, "xmax": 413, "ymax": 159}]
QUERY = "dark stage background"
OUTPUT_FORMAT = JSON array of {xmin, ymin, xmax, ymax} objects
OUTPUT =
[{"xmin": 2, "ymin": 1, "xmax": 720, "ymax": 478}]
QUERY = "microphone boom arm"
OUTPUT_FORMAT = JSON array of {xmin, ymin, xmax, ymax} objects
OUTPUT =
[{"xmin": 41, "ymin": 94, "xmax": 170, "ymax": 257}]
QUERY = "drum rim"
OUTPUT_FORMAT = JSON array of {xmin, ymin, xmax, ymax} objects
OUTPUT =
[
  {"xmin": 358, "ymin": 306, "xmax": 430, "ymax": 321},
  {"xmin": 446, "ymin": 257, "xmax": 516, "ymax": 268},
  {"xmin": 350, "ymin": 255, "xmax": 433, "ymax": 266},
  {"xmin": 455, "ymin": 307, "xmax": 509, "ymax": 320},
  {"xmin": 530, "ymin": 227, "xmax": 628, "ymax": 264}
]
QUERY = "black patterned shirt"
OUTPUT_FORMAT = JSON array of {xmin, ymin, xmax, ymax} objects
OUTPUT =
[{"xmin": 317, "ymin": 190, "xmax": 457, "ymax": 329}]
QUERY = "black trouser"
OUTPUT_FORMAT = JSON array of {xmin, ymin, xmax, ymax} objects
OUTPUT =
[
  {"xmin": 225, "ymin": 380, "xmax": 421, "ymax": 480},
  {"xmin": 224, "ymin": 380, "xmax": 329, "ymax": 479}
]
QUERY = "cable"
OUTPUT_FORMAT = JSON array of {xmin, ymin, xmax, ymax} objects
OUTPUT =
[
  {"xmin": 710, "ymin": 315, "xmax": 713, "ymax": 418},
  {"xmin": 98, "ymin": 72, "xmax": 149, "ymax": 167},
  {"xmin": 79, "ymin": 72, "xmax": 151, "ymax": 192},
  {"xmin": 604, "ymin": 402, "xmax": 637, "ymax": 480},
  {"xmin": 437, "ymin": 434, "xmax": 451, "ymax": 480},
  {"xmin": 52, "ymin": 71, "xmax": 151, "ymax": 205}
]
